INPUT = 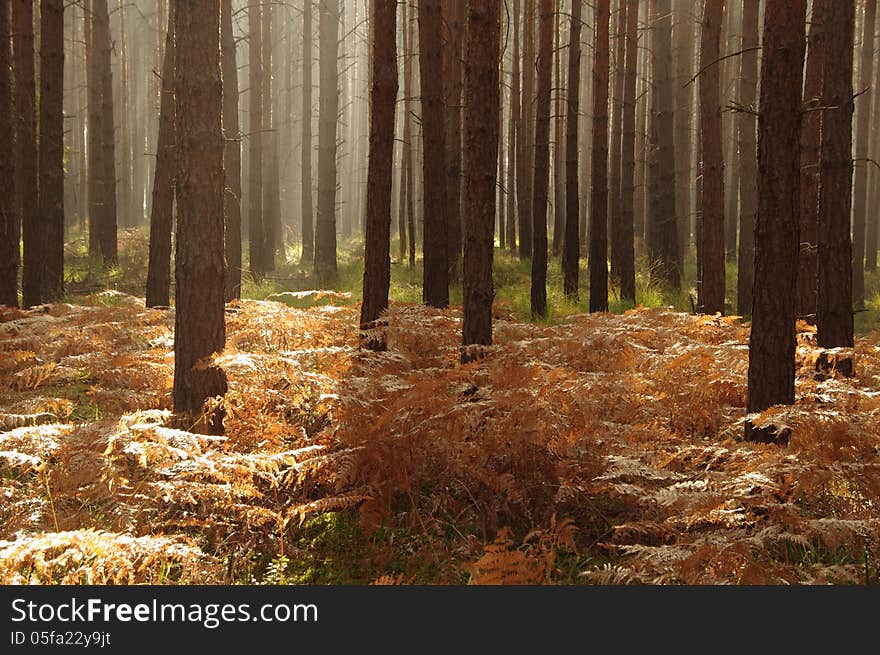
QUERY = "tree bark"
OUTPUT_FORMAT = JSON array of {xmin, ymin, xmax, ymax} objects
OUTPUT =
[
  {"xmin": 15, "ymin": 0, "xmax": 39, "ymax": 307},
  {"xmin": 746, "ymin": 0, "xmax": 806, "ymax": 440},
  {"xmin": 461, "ymin": 0, "xmax": 501, "ymax": 361},
  {"xmin": 0, "ymin": 0, "xmax": 16, "ymax": 306},
  {"xmin": 38, "ymin": 0, "xmax": 64, "ymax": 302},
  {"xmin": 817, "ymin": 0, "xmax": 855, "ymax": 351},
  {"xmin": 419, "ymin": 0, "xmax": 449, "ymax": 307},
  {"xmin": 360, "ymin": 0, "xmax": 398, "ymax": 348},
  {"xmin": 589, "ymin": 0, "xmax": 610, "ymax": 313},
  {"xmin": 530, "ymin": 0, "xmax": 553, "ymax": 318},
  {"xmin": 698, "ymin": 0, "xmax": 725, "ymax": 314},
  {"xmin": 146, "ymin": 6, "xmax": 175, "ymax": 309},
  {"xmin": 397, "ymin": 0, "xmax": 409, "ymax": 263},
  {"xmin": 315, "ymin": 0, "xmax": 339, "ymax": 286},
  {"xmin": 646, "ymin": 0, "xmax": 679, "ymax": 290},
  {"xmin": 248, "ymin": 1, "xmax": 265, "ymax": 278},
  {"xmin": 551, "ymin": 1, "xmax": 565, "ymax": 259},
  {"xmin": 222, "ymin": 0, "xmax": 242, "ymax": 301},
  {"xmin": 562, "ymin": 0, "xmax": 582, "ymax": 300},
  {"xmin": 94, "ymin": 0, "xmax": 116, "ymax": 266},
  {"xmin": 262, "ymin": 1, "xmax": 280, "ymax": 269},
  {"xmin": 616, "ymin": 0, "xmax": 638, "ymax": 304},
  {"xmin": 442, "ymin": 0, "xmax": 464, "ymax": 281},
  {"xmin": 506, "ymin": 0, "xmax": 520, "ymax": 252},
  {"xmin": 867, "ymin": 4, "xmax": 880, "ymax": 271},
  {"xmin": 852, "ymin": 0, "xmax": 876, "ymax": 308},
  {"xmin": 517, "ymin": 0, "xmax": 535, "ymax": 259},
  {"xmin": 609, "ymin": 0, "xmax": 627, "ymax": 286},
  {"xmin": 735, "ymin": 0, "xmax": 759, "ymax": 317},
  {"xmin": 173, "ymin": 0, "xmax": 228, "ymax": 435},
  {"xmin": 301, "ymin": 0, "xmax": 314, "ymax": 265},
  {"xmin": 673, "ymin": 0, "xmax": 694, "ymax": 260}
]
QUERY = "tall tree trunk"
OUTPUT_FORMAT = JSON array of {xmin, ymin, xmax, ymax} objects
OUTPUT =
[
  {"xmin": 817, "ymin": 0, "xmax": 855, "ymax": 351},
  {"xmin": 462, "ymin": 0, "xmax": 501, "ymax": 360},
  {"xmin": 852, "ymin": 0, "xmax": 876, "ymax": 308},
  {"xmin": 86, "ymin": 0, "xmax": 100, "ymax": 258},
  {"xmin": 797, "ymin": 0, "xmax": 829, "ymax": 322},
  {"xmin": 551, "ymin": 1, "xmax": 565, "ymax": 259},
  {"xmin": 39, "ymin": 0, "xmax": 64, "ymax": 302},
  {"xmin": 0, "ymin": 0, "xmax": 16, "ymax": 306},
  {"xmin": 315, "ymin": 0, "xmax": 339, "ymax": 285},
  {"xmin": 735, "ymin": 0, "xmax": 759, "ymax": 317},
  {"xmin": 562, "ymin": 0, "xmax": 582, "ymax": 300},
  {"xmin": 404, "ymin": 2, "xmax": 416, "ymax": 267},
  {"xmin": 262, "ymin": 1, "xmax": 280, "ymax": 269},
  {"xmin": 173, "ymin": 0, "xmax": 228, "ymax": 435},
  {"xmin": 442, "ymin": 0, "xmax": 464, "ymax": 281},
  {"xmin": 589, "ymin": 0, "xmax": 610, "ymax": 313},
  {"xmin": 146, "ymin": 6, "xmax": 175, "ymax": 309},
  {"xmin": 517, "ymin": 0, "xmax": 535, "ymax": 259},
  {"xmin": 397, "ymin": 0, "xmax": 409, "ymax": 262},
  {"xmin": 15, "ymin": 0, "xmax": 39, "ymax": 307},
  {"xmin": 634, "ymin": 6, "xmax": 648, "ymax": 246},
  {"xmin": 301, "ymin": 0, "xmax": 314, "ymax": 264},
  {"xmin": 94, "ymin": 0, "xmax": 116, "ymax": 265},
  {"xmin": 248, "ymin": 1, "xmax": 265, "ymax": 278},
  {"xmin": 117, "ymin": 0, "xmax": 131, "ymax": 230},
  {"xmin": 673, "ymin": 0, "xmax": 694, "ymax": 261},
  {"xmin": 419, "ymin": 0, "xmax": 449, "ymax": 307},
  {"xmin": 609, "ymin": 0, "xmax": 627, "ymax": 285},
  {"xmin": 616, "ymin": 0, "xmax": 638, "ymax": 304},
  {"xmin": 722, "ymin": 1, "xmax": 739, "ymax": 262},
  {"xmin": 647, "ymin": 0, "xmax": 680, "ymax": 290},
  {"xmin": 530, "ymin": 0, "xmax": 553, "ymax": 318},
  {"xmin": 698, "ymin": 0, "xmax": 725, "ymax": 314},
  {"xmin": 506, "ymin": 0, "xmax": 520, "ymax": 252},
  {"xmin": 867, "ymin": 4, "xmax": 880, "ymax": 271},
  {"xmin": 360, "ymin": 0, "xmax": 398, "ymax": 348},
  {"xmin": 746, "ymin": 0, "xmax": 806, "ymax": 442},
  {"xmin": 222, "ymin": 0, "xmax": 242, "ymax": 301}
]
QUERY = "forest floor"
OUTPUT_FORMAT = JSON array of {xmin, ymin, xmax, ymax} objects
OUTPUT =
[{"xmin": 1, "ymin": 229, "xmax": 880, "ymax": 585}]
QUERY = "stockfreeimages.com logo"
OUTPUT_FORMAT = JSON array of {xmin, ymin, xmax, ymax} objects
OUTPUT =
[{"xmin": 10, "ymin": 597, "xmax": 318, "ymax": 630}]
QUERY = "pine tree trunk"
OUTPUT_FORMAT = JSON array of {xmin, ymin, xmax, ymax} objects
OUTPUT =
[
  {"xmin": 616, "ymin": 0, "xmax": 638, "ymax": 304},
  {"xmin": 698, "ymin": 0, "xmax": 725, "ymax": 313},
  {"xmin": 117, "ymin": 0, "xmax": 132, "ymax": 230},
  {"xmin": 735, "ymin": 0, "xmax": 759, "ymax": 317},
  {"xmin": 404, "ymin": 3, "xmax": 416, "ymax": 267},
  {"xmin": 0, "ymin": 0, "xmax": 16, "ymax": 307},
  {"xmin": 38, "ymin": 0, "xmax": 64, "ymax": 302},
  {"xmin": 94, "ymin": 0, "xmax": 116, "ymax": 265},
  {"xmin": 517, "ymin": 0, "xmax": 535, "ymax": 260},
  {"xmin": 262, "ymin": 1, "xmax": 280, "ymax": 270},
  {"xmin": 589, "ymin": 0, "xmax": 610, "ymax": 313},
  {"xmin": 301, "ymin": 0, "xmax": 314, "ymax": 264},
  {"xmin": 315, "ymin": 0, "xmax": 339, "ymax": 286},
  {"xmin": 722, "ymin": 1, "xmax": 739, "ymax": 262},
  {"xmin": 609, "ymin": 0, "xmax": 627, "ymax": 285},
  {"xmin": 15, "ymin": 0, "xmax": 40, "ymax": 307},
  {"xmin": 248, "ymin": 2, "xmax": 265, "ymax": 278},
  {"xmin": 173, "ymin": 0, "xmax": 228, "ymax": 435},
  {"xmin": 673, "ymin": 0, "xmax": 694, "ymax": 260},
  {"xmin": 462, "ymin": 0, "xmax": 501, "ymax": 361},
  {"xmin": 530, "ymin": 0, "xmax": 553, "ymax": 318},
  {"xmin": 647, "ymin": 0, "xmax": 680, "ymax": 290},
  {"xmin": 551, "ymin": 2, "xmax": 565, "ymax": 259},
  {"xmin": 146, "ymin": 7, "xmax": 175, "ymax": 309},
  {"xmin": 360, "ymin": 0, "xmax": 398, "ymax": 347},
  {"xmin": 817, "ymin": 0, "xmax": 855, "ymax": 351},
  {"xmin": 419, "ymin": 0, "xmax": 449, "ymax": 307},
  {"xmin": 746, "ymin": 0, "xmax": 806, "ymax": 441},
  {"xmin": 506, "ymin": 0, "xmax": 519, "ymax": 252},
  {"xmin": 852, "ymin": 0, "xmax": 876, "ymax": 308},
  {"xmin": 397, "ymin": 0, "xmax": 409, "ymax": 263},
  {"xmin": 222, "ymin": 0, "xmax": 242, "ymax": 301},
  {"xmin": 562, "ymin": 0, "xmax": 582, "ymax": 300},
  {"xmin": 867, "ymin": 4, "xmax": 880, "ymax": 271},
  {"xmin": 442, "ymin": 0, "xmax": 464, "ymax": 282}
]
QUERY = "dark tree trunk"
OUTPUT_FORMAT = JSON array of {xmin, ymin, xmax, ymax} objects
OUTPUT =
[
  {"xmin": 852, "ymin": 0, "xmax": 876, "ymax": 309},
  {"xmin": 589, "ymin": 0, "xmax": 610, "ymax": 313},
  {"xmin": 173, "ymin": 0, "xmax": 228, "ymax": 434},
  {"xmin": 517, "ymin": 0, "xmax": 535, "ymax": 260},
  {"xmin": 617, "ymin": 0, "xmax": 638, "ymax": 304},
  {"xmin": 746, "ymin": 0, "xmax": 806, "ymax": 441},
  {"xmin": 15, "ymin": 0, "xmax": 39, "ymax": 307},
  {"xmin": 146, "ymin": 6, "xmax": 175, "ymax": 309},
  {"xmin": 506, "ymin": 0, "xmax": 519, "ymax": 252},
  {"xmin": 461, "ymin": 0, "xmax": 501, "ymax": 360},
  {"xmin": 735, "ymin": 0, "xmax": 759, "ymax": 317},
  {"xmin": 261, "ymin": 1, "xmax": 280, "ymax": 270},
  {"xmin": 38, "ymin": 0, "xmax": 64, "ymax": 302},
  {"xmin": 248, "ymin": 1, "xmax": 264, "ymax": 278},
  {"xmin": 404, "ymin": 4, "xmax": 416, "ymax": 267},
  {"xmin": 222, "ymin": 0, "xmax": 242, "ymax": 301},
  {"xmin": 0, "ymin": 0, "xmax": 16, "ymax": 306},
  {"xmin": 647, "ymin": 0, "xmax": 680, "ymax": 290},
  {"xmin": 360, "ymin": 0, "xmax": 398, "ymax": 348},
  {"xmin": 866, "ymin": 4, "xmax": 880, "ymax": 272},
  {"xmin": 530, "ymin": 0, "xmax": 553, "ymax": 318},
  {"xmin": 442, "ymin": 0, "xmax": 464, "ymax": 281},
  {"xmin": 419, "ymin": 0, "xmax": 449, "ymax": 307},
  {"xmin": 562, "ymin": 0, "xmax": 582, "ymax": 300},
  {"xmin": 315, "ymin": 0, "xmax": 339, "ymax": 286},
  {"xmin": 86, "ymin": 0, "xmax": 100, "ymax": 259},
  {"xmin": 397, "ymin": 0, "xmax": 409, "ymax": 263},
  {"xmin": 301, "ymin": 0, "xmax": 314, "ymax": 264},
  {"xmin": 609, "ymin": 0, "xmax": 627, "ymax": 287},
  {"xmin": 817, "ymin": 0, "xmax": 855, "ymax": 351},
  {"xmin": 673, "ymin": 0, "xmax": 694, "ymax": 260},
  {"xmin": 551, "ymin": 3, "xmax": 564, "ymax": 259},
  {"xmin": 797, "ymin": 0, "xmax": 829, "ymax": 322},
  {"xmin": 94, "ymin": 0, "xmax": 117, "ymax": 265},
  {"xmin": 698, "ymin": 0, "xmax": 725, "ymax": 314}
]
